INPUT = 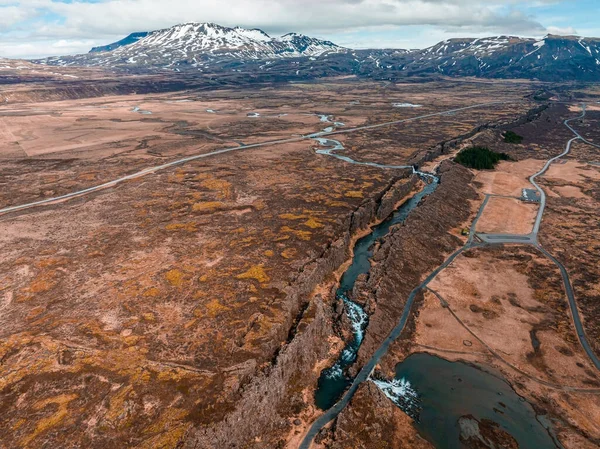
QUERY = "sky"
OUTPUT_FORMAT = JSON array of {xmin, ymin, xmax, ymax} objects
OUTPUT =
[{"xmin": 1, "ymin": 0, "xmax": 599, "ymax": 59}]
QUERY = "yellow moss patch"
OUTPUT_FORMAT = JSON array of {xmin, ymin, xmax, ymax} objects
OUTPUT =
[
  {"xmin": 205, "ymin": 299, "xmax": 229, "ymax": 317},
  {"xmin": 165, "ymin": 269, "xmax": 184, "ymax": 287},
  {"xmin": 168, "ymin": 171, "xmax": 187, "ymax": 183},
  {"xmin": 138, "ymin": 409, "xmax": 189, "ymax": 449},
  {"xmin": 36, "ymin": 257, "xmax": 69, "ymax": 268},
  {"xmin": 193, "ymin": 290, "xmax": 208, "ymax": 300},
  {"xmin": 326, "ymin": 200, "xmax": 349, "ymax": 208},
  {"xmin": 26, "ymin": 306, "xmax": 45, "ymax": 321},
  {"xmin": 22, "ymin": 394, "xmax": 78, "ymax": 447},
  {"xmin": 12, "ymin": 418, "xmax": 26, "ymax": 431},
  {"xmin": 143, "ymin": 287, "xmax": 160, "ymax": 298},
  {"xmin": 344, "ymin": 190, "xmax": 363, "ymax": 198},
  {"xmin": 279, "ymin": 213, "xmax": 306, "ymax": 220},
  {"xmin": 253, "ymin": 200, "xmax": 267, "ymax": 210},
  {"xmin": 303, "ymin": 217, "xmax": 324, "ymax": 229},
  {"xmin": 123, "ymin": 335, "xmax": 141, "ymax": 346},
  {"xmin": 105, "ymin": 385, "xmax": 134, "ymax": 424},
  {"xmin": 281, "ymin": 248, "xmax": 298, "ymax": 259},
  {"xmin": 200, "ymin": 177, "xmax": 232, "ymax": 199},
  {"xmin": 25, "ymin": 270, "xmax": 59, "ymax": 294},
  {"xmin": 192, "ymin": 201, "xmax": 225, "ymax": 212},
  {"xmin": 264, "ymin": 250, "xmax": 274, "ymax": 257},
  {"xmin": 236, "ymin": 265, "xmax": 270, "ymax": 283},
  {"xmin": 280, "ymin": 226, "xmax": 312, "ymax": 241},
  {"xmin": 165, "ymin": 222, "xmax": 197, "ymax": 232},
  {"xmin": 142, "ymin": 312, "xmax": 156, "ymax": 322}
]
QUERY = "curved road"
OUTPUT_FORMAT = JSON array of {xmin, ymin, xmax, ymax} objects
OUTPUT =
[
  {"xmin": 537, "ymin": 245, "xmax": 600, "ymax": 370},
  {"xmin": 526, "ymin": 104, "xmax": 600, "ymax": 370},
  {"xmin": 530, "ymin": 105, "xmax": 587, "ymax": 239},
  {"xmin": 0, "ymin": 101, "xmax": 503, "ymax": 216}
]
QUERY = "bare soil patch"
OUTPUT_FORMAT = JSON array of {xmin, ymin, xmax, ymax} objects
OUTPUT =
[{"xmin": 476, "ymin": 196, "xmax": 537, "ymax": 234}]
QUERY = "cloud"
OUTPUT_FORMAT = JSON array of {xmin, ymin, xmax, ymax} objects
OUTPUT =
[
  {"xmin": 0, "ymin": 4, "xmax": 37, "ymax": 27},
  {"xmin": 546, "ymin": 25, "xmax": 577, "ymax": 35},
  {"xmin": 45, "ymin": 0, "xmax": 547, "ymax": 35},
  {"xmin": 0, "ymin": 0, "xmax": 580, "ymax": 58}
]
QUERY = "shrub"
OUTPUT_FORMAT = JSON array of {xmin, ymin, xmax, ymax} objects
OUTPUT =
[
  {"xmin": 455, "ymin": 146, "xmax": 510, "ymax": 170},
  {"xmin": 503, "ymin": 131, "xmax": 524, "ymax": 144}
]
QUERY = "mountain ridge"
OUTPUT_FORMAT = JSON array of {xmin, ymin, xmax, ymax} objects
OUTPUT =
[
  {"xmin": 31, "ymin": 23, "xmax": 600, "ymax": 82},
  {"xmin": 42, "ymin": 22, "xmax": 343, "ymax": 68}
]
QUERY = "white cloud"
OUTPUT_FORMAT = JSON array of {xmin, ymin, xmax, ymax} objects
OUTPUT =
[
  {"xmin": 0, "ymin": 4, "xmax": 37, "ymax": 27},
  {"xmin": 44, "ymin": 0, "xmax": 547, "ymax": 35},
  {"xmin": 546, "ymin": 25, "xmax": 577, "ymax": 35}
]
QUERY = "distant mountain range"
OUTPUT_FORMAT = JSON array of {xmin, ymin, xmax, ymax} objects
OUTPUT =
[
  {"xmin": 42, "ymin": 23, "xmax": 342, "ymax": 67},
  {"xmin": 32, "ymin": 22, "xmax": 600, "ymax": 82}
]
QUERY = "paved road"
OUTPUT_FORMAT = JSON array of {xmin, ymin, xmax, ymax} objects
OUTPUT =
[
  {"xmin": 475, "ymin": 104, "xmax": 600, "ymax": 370},
  {"xmin": 471, "ymin": 194, "xmax": 538, "ymax": 244},
  {"xmin": 526, "ymin": 105, "xmax": 600, "ymax": 370},
  {"xmin": 530, "ymin": 104, "xmax": 588, "ymax": 240},
  {"xmin": 475, "ymin": 105, "xmax": 590, "ymax": 246},
  {"xmin": 537, "ymin": 245, "xmax": 600, "ymax": 370},
  {"xmin": 476, "ymin": 233, "xmax": 536, "ymax": 244},
  {"xmin": 0, "ymin": 101, "xmax": 504, "ymax": 216}
]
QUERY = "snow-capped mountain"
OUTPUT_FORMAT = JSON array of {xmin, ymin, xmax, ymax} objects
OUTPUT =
[
  {"xmin": 41, "ymin": 23, "xmax": 343, "ymax": 68},
  {"xmin": 401, "ymin": 35, "xmax": 600, "ymax": 81},
  {"xmin": 33, "ymin": 25, "xmax": 600, "ymax": 82}
]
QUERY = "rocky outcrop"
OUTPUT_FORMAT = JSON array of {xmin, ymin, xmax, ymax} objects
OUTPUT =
[
  {"xmin": 376, "ymin": 177, "xmax": 415, "ymax": 221},
  {"xmin": 321, "ymin": 382, "xmax": 434, "ymax": 448},
  {"xmin": 458, "ymin": 415, "xmax": 519, "ymax": 449}
]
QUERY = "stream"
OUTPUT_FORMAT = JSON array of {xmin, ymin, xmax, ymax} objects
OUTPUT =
[
  {"xmin": 311, "ymin": 116, "xmax": 440, "ymax": 410},
  {"xmin": 314, "ymin": 175, "xmax": 439, "ymax": 410}
]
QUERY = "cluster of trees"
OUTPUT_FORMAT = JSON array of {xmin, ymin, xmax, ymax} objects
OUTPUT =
[
  {"xmin": 503, "ymin": 130, "xmax": 524, "ymax": 144},
  {"xmin": 455, "ymin": 146, "xmax": 510, "ymax": 169}
]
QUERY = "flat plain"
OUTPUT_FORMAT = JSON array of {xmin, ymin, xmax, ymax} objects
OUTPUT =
[{"xmin": 1, "ymin": 67, "xmax": 599, "ymax": 449}]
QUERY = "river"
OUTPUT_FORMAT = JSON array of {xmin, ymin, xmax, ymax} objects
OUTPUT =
[{"xmin": 314, "ymin": 176, "xmax": 439, "ymax": 410}]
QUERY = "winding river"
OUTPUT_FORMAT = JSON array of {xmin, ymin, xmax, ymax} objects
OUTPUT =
[{"xmin": 313, "ymin": 160, "xmax": 439, "ymax": 410}]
